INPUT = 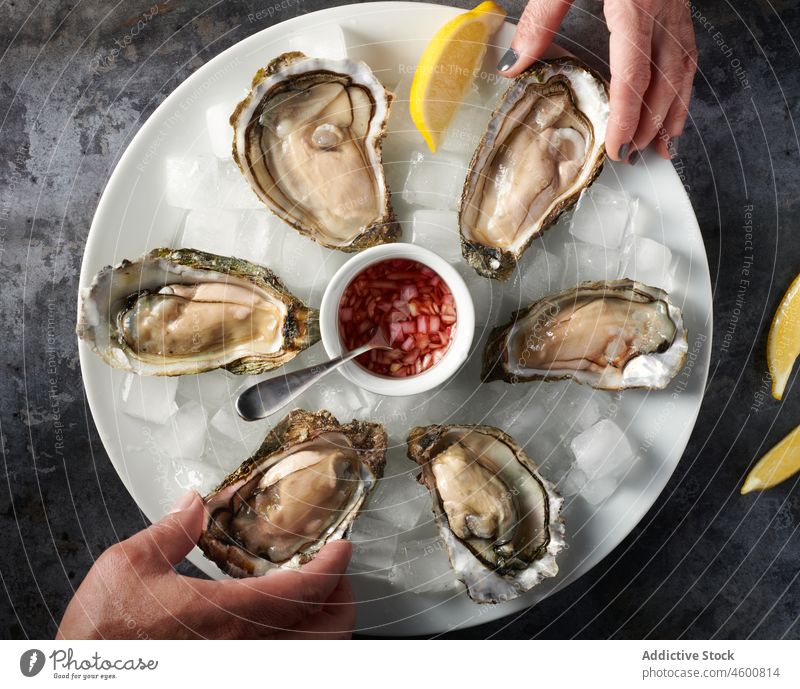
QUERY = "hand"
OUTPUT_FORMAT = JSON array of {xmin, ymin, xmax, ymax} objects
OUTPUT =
[
  {"xmin": 496, "ymin": 0, "xmax": 697, "ymax": 162},
  {"xmin": 57, "ymin": 491, "xmax": 355, "ymax": 639}
]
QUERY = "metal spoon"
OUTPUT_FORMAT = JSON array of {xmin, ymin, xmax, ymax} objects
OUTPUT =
[{"xmin": 235, "ymin": 331, "xmax": 392, "ymax": 421}]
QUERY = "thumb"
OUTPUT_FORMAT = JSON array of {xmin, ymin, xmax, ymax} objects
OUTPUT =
[
  {"xmin": 239, "ymin": 541, "xmax": 352, "ymax": 618},
  {"xmin": 119, "ymin": 491, "xmax": 204, "ymax": 572},
  {"xmin": 209, "ymin": 541, "xmax": 353, "ymax": 635},
  {"xmin": 497, "ymin": 0, "xmax": 574, "ymax": 77}
]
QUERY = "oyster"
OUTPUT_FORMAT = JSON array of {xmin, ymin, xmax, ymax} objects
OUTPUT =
[
  {"xmin": 407, "ymin": 424, "xmax": 564, "ymax": 604},
  {"xmin": 231, "ymin": 52, "xmax": 399, "ymax": 251},
  {"xmin": 482, "ymin": 279, "xmax": 688, "ymax": 389},
  {"xmin": 199, "ymin": 409, "xmax": 386, "ymax": 576},
  {"xmin": 460, "ymin": 57, "xmax": 609, "ymax": 280},
  {"xmin": 77, "ymin": 248, "xmax": 319, "ymax": 376}
]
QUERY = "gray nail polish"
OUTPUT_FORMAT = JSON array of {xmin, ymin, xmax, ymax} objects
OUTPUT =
[
  {"xmin": 618, "ymin": 143, "xmax": 630, "ymax": 160},
  {"xmin": 627, "ymin": 150, "xmax": 640, "ymax": 166},
  {"xmin": 497, "ymin": 48, "xmax": 519, "ymax": 73}
]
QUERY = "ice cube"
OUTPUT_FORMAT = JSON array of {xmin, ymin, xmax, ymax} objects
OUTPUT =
[
  {"xmin": 152, "ymin": 401, "xmax": 208, "ymax": 460},
  {"xmin": 165, "ymin": 156, "xmax": 219, "ymax": 209},
  {"xmin": 293, "ymin": 379, "xmax": 375, "ymax": 421},
  {"xmin": 120, "ymin": 374, "xmax": 179, "ymax": 424},
  {"xmin": 541, "ymin": 379, "xmax": 572, "ymax": 407},
  {"xmin": 440, "ymin": 92, "xmax": 493, "ymax": 157},
  {"xmin": 562, "ymin": 240, "xmax": 620, "ymax": 285},
  {"xmin": 217, "ymin": 161, "xmax": 263, "ymax": 209},
  {"xmin": 569, "ymin": 184, "xmax": 638, "ymax": 249},
  {"xmin": 348, "ymin": 515, "xmax": 399, "ymax": 573},
  {"xmin": 366, "ymin": 471, "xmax": 429, "ymax": 532},
  {"xmin": 171, "ymin": 458, "xmax": 225, "ymax": 495},
  {"xmin": 556, "ymin": 385, "xmax": 603, "ymax": 435},
  {"xmin": 410, "ymin": 388, "xmax": 469, "ymax": 428},
  {"xmin": 536, "ymin": 433, "xmax": 574, "ymax": 483},
  {"xmin": 205, "ymin": 102, "xmax": 235, "ymax": 159},
  {"xmin": 382, "ymin": 138, "xmax": 420, "ymax": 203},
  {"xmin": 287, "ymin": 23, "xmax": 347, "ymax": 60},
  {"xmin": 368, "ymin": 396, "xmax": 413, "ymax": 441},
  {"xmin": 457, "ymin": 262, "xmax": 500, "ymax": 325},
  {"xmin": 581, "ymin": 476, "xmax": 620, "ymax": 505},
  {"xmin": 466, "ymin": 273, "xmax": 495, "ymax": 324},
  {"xmin": 180, "ymin": 208, "xmax": 240, "ymax": 256},
  {"xmin": 619, "ymin": 235, "xmax": 675, "ymax": 292},
  {"xmin": 384, "ymin": 73, "xmax": 419, "ymax": 143},
  {"xmin": 176, "ymin": 371, "xmax": 239, "ymax": 412},
  {"xmin": 560, "ymin": 465, "xmax": 588, "ymax": 496},
  {"xmin": 231, "ymin": 211, "xmax": 279, "ymax": 265},
  {"xmin": 570, "ymin": 419, "xmax": 636, "ymax": 479},
  {"xmin": 210, "ymin": 399, "xmax": 270, "ymax": 450},
  {"xmin": 474, "ymin": 68, "xmax": 511, "ymax": 106},
  {"xmin": 410, "ymin": 210, "xmax": 460, "ymax": 262},
  {"xmin": 510, "ymin": 249, "xmax": 564, "ymax": 305},
  {"xmin": 202, "ymin": 428, "xmax": 255, "ymax": 472},
  {"xmin": 390, "ymin": 536, "xmax": 456, "ymax": 594},
  {"xmin": 402, "ymin": 151, "xmax": 468, "ymax": 211},
  {"xmin": 489, "ymin": 396, "xmax": 549, "ymax": 446},
  {"xmin": 279, "ymin": 229, "xmax": 347, "ymax": 300}
]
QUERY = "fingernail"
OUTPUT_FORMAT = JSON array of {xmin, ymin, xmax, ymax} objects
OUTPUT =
[
  {"xmin": 496, "ymin": 48, "xmax": 519, "ymax": 73},
  {"xmin": 627, "ymin": 149, "xmax": 641, "ymax": 166},
  {"xmin": 169, "ymin": 490, "xmax": 198, "ymax": 514},
  {"xmin": 617, "ymin": 143, "xmax": 630, "ymax": 160}
]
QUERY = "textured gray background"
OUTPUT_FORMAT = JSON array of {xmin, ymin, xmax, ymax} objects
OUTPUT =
[{"xmin": 1, "ymin": 0, "xmax": 799, "ymax": 639}]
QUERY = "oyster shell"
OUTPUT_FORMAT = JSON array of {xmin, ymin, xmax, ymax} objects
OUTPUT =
[
  {"xmin": 460, "ymin": 57, "xmax": 609, "ymax": 280},
  {"xmin": 407, "ymin": 424, "xmax": 565, "ymax": 604},
  {"xmin": 231, "ymin": 52, "xmax": 399, "ymax": 251},
  {"xmin": 199, "ymin": 409, "xmax": 386, "ymax": 576},
  {"xmin": 482, "ymin": 279, "xmax": 688, "ymax": 389},
  {"xmin": 77, "ymin": 248, "xmax": 319, "ymax": 376}
]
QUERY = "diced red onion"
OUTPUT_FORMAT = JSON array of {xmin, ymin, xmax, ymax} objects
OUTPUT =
[{"xmin": 337, "ymin": 258, "xmax": 457, "ymax": 377}]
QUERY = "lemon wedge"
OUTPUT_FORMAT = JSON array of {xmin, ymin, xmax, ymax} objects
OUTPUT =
[
  {"xmin": 767, "ymin": 273, "xmax": 800, "ymax": 400},
  {"xmin": 410, "ymin": 1, "xmax": 506, "ymax": 152},
  {"xmin": 741, "ymin": 424, "xmax": 800, "ymax": 494}
]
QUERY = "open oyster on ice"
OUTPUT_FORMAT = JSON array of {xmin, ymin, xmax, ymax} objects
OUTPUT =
[
  {"xmin": 407, "ymin": 424, "xmax": 564, "ymax": 604},
  {"xmin": 460, "ymin": 57, "xmax": 609, "ymax": 280},
  {"xmin": 199, "ymin": 410, "xmax": 386, "ymax": 576},
  {"xmin": 231, "ymin": 52, "xmax": 399, "ymax": 251},
  {"xmin": 482, "ymin": 279, "xmax": 688, "ymax": 389},
  {"xmin": 77, "ymin": 248, "xmax": 319, "ymax": 376}
]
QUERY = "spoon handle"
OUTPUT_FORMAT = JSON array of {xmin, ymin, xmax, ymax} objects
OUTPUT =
[{"xmin": 235, "ymin": 343, "xmax": 376, "ymax": 421}]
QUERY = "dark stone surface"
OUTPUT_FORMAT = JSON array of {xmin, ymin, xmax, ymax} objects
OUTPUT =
[{"xmin": 1, "ymin": 0, "xmax": 798, "ymax": 640}]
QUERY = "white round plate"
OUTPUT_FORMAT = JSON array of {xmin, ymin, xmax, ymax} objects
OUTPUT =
[{"xmin": 78, "ymin": 1, "xmax": 712, "ymax": 636}]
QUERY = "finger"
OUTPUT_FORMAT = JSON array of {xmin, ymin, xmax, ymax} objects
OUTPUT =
[
  {"xmin": 278, "ymin": 575, "xmax": 356, "ymax": 639},
  {"xmin": 497, "ymin": 0, "xmax": 574, "ymax": 76},
  {"xmin": 260, "ymin": 540, "xmax": 352, "ymax": 605},
  {"xmin": 117, "ymin": 491, "xmax": 204, "ymax": 572},
  {"xmin": 655, "ymin": 134, "xmax": 672, "ymax": 159},
  {"xmin": 661, "ymin": 34, "xmax": 697, "ymax": 142},
  {"xmin": 603, "ymin": 0, "xmax": 655, "ymax": 160},
  {"xmin": 628, "ymin": 36, "xmax": 686, "ymax": 156},
  {"xmin": 212, "ymin": 540, "xmax": 353, "ymax": 630}
]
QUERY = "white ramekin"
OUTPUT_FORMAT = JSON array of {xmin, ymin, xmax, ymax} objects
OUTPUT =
[{"xmin": 320, "ymin": 243, "xmax": 475, "ymax": 396}]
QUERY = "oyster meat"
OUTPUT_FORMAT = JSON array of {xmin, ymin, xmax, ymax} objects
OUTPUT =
[
  {"xmin": 199, "ymin": 409, "xmax": 386, "ymax": 576},
  {"xmin": 232, "ymin": 52, "xmax": 399, "ymax": 251},
  {"xmin": 460, "ymin": 57, "xmax": 609, "ymax": 280},
  {"xmin": 77, "ymin": 248, "xmax": 319, "ymax": 376},
  {"xmin": 407, "ymin": 424, "xmax": 564, "ymax": 604},
  {"xmin": 482, "ymin": 279, "xmax": 688, "ymax": 389}
]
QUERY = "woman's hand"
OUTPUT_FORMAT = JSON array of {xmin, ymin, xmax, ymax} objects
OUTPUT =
[
  {"xmin": 496, "ymin": 0, "xmax": 697, "ymax": 162},
  {"xmin": 57, "ymin": 491, "xmax": 355, "ymax": 639}
]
